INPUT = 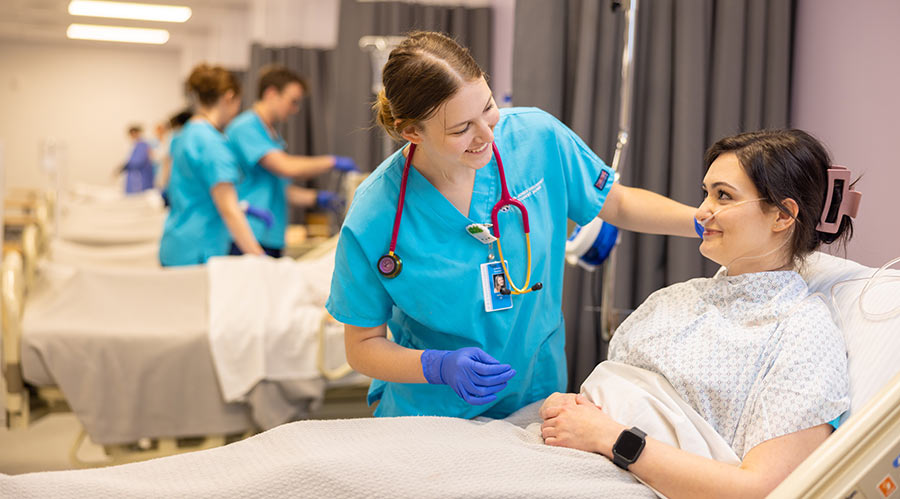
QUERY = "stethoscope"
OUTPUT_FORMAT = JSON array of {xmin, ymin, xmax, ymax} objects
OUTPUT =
[{"xmin": 377, "ymin": 142, "xmax": 542, "ymax": 295}]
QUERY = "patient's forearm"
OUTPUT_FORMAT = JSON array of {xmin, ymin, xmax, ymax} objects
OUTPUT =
[
  {"xmin": 624, "ymin": 438, "xmax": 766, "ymax": 499},
  {"xmin": 344, "ymin": 325, "xmax": 426, "ymax": 383}
]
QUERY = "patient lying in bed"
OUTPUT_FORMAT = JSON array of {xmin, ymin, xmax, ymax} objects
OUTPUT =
[{"xmin": 540, "ymin": 129, "xmax": 856, "ymax": 498}]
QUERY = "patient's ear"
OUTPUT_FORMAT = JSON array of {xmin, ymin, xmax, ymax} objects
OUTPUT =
[{"xmin": 773, "ymin": 198, "xmax": 799, "ymax": 233}]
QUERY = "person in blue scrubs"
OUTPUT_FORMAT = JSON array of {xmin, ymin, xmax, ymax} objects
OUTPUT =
[
  {"xmin": 159, "ymin": 64, "xmax": 264, "ymax": 266},
  {"xmin": 226, "ymin": 65, "xmax": 358, "ymax": 258},
  {"xmin": 326, "ymin": 32, "xmax": 698, "ymax": 419},
  {"xmin": 122, "ymin": 125, "xmax": 154, "ymax": 194},
  {"xmin": 157, "ymin": 108, "xmax": 193, "ymax": 207}
]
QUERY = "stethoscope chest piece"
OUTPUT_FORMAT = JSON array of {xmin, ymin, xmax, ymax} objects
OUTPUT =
[{"xmin": 378, "ymin": 253, "xmax": 402, "ymax": 278}]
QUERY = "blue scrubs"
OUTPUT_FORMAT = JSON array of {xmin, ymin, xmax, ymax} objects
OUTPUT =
[
  {"xmin": 326, "ymin": 108, "xmax": 615, "ymax": 418},
  {"xmin": 225, "ymin": 110, "xmax": 291, "ymax": 250},
  {"xmin": 124, "ymin": 140, "xmax": 154, "ymax": 194},
  {"xmin": 159, "ymin": 120, "xmax": 242, "ymax": 266}
]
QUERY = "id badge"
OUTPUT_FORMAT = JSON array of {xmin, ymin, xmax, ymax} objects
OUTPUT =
[{"xmin": 481, "ymin": 261, "xmax": 513, "ymax": 312}]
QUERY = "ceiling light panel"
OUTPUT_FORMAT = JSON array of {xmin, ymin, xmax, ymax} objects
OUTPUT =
[
  {"xmin": 66, "ymin": 23, "xmax": 170, "ymax": 44},
  {"xmin": 68, "ymin": 1, "xmax": 192, "ymax": 23}
]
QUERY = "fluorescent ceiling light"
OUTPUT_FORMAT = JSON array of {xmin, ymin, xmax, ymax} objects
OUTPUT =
[
  {"xmin": 66, "ymin": 24, "xmax": 170, "ymax": 44},
  {"xmin": 68, "ymin": 1, "xmax": 192, "ymax": 23}
]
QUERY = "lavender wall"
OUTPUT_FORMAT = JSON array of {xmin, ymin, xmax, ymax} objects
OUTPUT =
[{"xmin": 792, "ymin": 0, "xmax": 900, "ymax": 267}]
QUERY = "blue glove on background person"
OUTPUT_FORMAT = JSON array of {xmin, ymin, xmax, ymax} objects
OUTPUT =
[
  {"xmin": 332, "ymin": 155, "xmax": 359, "ymax": 172},
  {"xmin": 421, "ymin": 347, "xmax": 517, "ymax": 405},
  {"xmin": 316, "ymin": 190, "xmax": 345, "ymax": 212},
  {"xmin": 239, "ymin": 201, "xmax": 275, "ymax": 228}
]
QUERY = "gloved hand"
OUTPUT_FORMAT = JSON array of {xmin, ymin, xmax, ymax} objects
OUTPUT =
[
  {"xmin": 332, "ymin": 155, "xmax": 359, "ymax": 173},
  {"xmin": 239, "ymin": 201, "xmax": 275, "ymax": 228},
  {"xmin": 421, "ymin": 347, "xmax": 516, "ymax": 405},
  {"xmin": 316, "ymin": 190, "xmax": 345, "ymax": 212}
]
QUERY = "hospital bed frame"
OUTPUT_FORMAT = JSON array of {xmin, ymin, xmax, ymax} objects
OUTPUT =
[
  {"xmin": 769, "ymin": 370, "xmax": 900, "ymax": 498},
  {"xmin": 3, "ymin": 190, "xmax": 53, "ymax": 258},
  {"xmin": 2, "ymin": 232, "xmax": 367, "ymax": 467}
]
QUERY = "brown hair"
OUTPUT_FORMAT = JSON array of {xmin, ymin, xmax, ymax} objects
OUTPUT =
[
  {"xmin": 704, "ymin": 129, "xmax": 854, "ymax": 265},
  {"xmin": 257, "ymin": 64, "xmax": 308, "ymax": 100},
  {"xmin": 186, "ymin": 64, "xmax": 241, "ymax": 107},
  {"xmin": 374, "ymin": 31, "xmax": 485, "ymax": 141}
]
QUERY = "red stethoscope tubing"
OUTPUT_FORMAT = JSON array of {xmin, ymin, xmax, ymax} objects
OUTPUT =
[
  {"xmin": 382, "ymin": 141, "xmax": 539, "ymax": 293},
  {"xmin": 490, "ymin": 142, "xmax": 529, "ymax": 237},
  {"xmin": 389, "ymin": 142, "xmax": 529, "ymax": 250},
  {"xmin": 386, "ymin": 143, "xmax": 415, "ymax": 255}
]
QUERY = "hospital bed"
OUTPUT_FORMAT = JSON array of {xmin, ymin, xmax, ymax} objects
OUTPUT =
[
  {"xmin": 0, "ymin": 251, "xmax": 896, "ymax": 496},
  {"xmin": 1, "ymin": 238, "xmax": 371, "ymax": 467},
  {"xmin": 55, "ymin": 188, "xmax": 166, "ymax": 246}
]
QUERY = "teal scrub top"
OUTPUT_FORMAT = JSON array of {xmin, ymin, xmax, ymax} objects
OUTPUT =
[
  {"xmin": 225, "ymin": 110, "xmax": 291, "ymax": 249},
  {"xmin": 159, "ymin": 120, "xmax": 242, "ymax": 266},
  {"xmin": 326, "ymin": 108, "xmax": 615, "ymax": 419}
]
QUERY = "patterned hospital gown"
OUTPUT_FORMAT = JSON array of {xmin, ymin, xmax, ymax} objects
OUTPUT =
[{"xmin": 608, "ymin": 270, "xmax": 849, "ymax": 458}]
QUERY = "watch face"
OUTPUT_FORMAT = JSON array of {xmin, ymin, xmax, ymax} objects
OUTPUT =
[{"xmin": 614, "ymin": 430, "xmax": 644, "ymax": 460}]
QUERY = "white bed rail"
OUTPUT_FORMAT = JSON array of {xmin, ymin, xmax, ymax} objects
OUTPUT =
[{"xmin": 1, "ymin": 251, "xmax": 28, "ymax": 428}]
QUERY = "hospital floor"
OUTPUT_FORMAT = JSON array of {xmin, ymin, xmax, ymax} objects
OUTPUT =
[{"xmin": 0, "ymin": 413, "xmax": 107, "ymax": 474}]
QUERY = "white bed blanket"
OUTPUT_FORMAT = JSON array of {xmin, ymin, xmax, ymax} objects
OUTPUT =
[
  {"xmin": 0, "ymin": 360, "xmax": 739, "ymax": 498},
  {"xmin": 208, "ymin": 253, "xmax": 335, "ymax": 403},
  {"xmin": 0, "ymin": 415, "xmax": 655, "ymax": 499},
  {"xmin": 578, "ymin": 361, "xmax": 741, "ymax": 466}
]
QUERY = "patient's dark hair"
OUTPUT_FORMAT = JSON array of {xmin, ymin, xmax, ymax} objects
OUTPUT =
[{"xmin": 704, "ymin": 129, "xmax": 854, "ymax": 264}]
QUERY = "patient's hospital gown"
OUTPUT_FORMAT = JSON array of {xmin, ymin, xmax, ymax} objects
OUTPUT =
[{"xmin": 609, "ymin": 270, "xmax": 849, "ymax": 458}]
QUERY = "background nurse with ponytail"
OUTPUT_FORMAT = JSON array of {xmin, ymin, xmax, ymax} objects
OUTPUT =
[
  {"xmin": 326, "ymin": 32, "xmax": 698, "ymax": 418},
  {"xmin": 159, "ymin": 64, "xmax": 264, "ymax": 266}
]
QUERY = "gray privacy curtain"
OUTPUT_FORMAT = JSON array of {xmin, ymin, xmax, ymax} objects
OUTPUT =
[
  {"xmin": 332, "ymin": 0, "xmax": 493, "ymax": 171},
  {"xmin": 513, "ymin": 0, "xmax": 795, "ymax": 389}
]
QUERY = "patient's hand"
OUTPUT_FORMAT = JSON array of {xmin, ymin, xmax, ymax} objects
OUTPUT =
[
  {"xmin": 541, "ymin": 394, "xmax": 625, "ymax": 456},
  {"xmin": 539, "ymin": 392, "xmax": 579, "ymax": 420}
]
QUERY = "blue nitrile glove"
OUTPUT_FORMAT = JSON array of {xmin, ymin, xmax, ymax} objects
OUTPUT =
[
  {"xmin": 694, "ymin": 218, "xmax": 705, "ymax": 239},
  {"xmin": 239, "ymin": 201, "xmax": 274, "ymax": 228},
  {"xmin": 332, "ymin": 155, "xmax": 359, "ymax": 173},
  {"xmin": 421, "ymin": 347, "xmax": 517, "ymax": 405},
  {"xmin": 315, "ymin": 190, "xmax": 345, "ymax": 212}
]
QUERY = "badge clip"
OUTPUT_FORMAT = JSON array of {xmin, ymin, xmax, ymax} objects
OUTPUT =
[{"xmin": 466, "ymin": 223, "xmax": 497, "ymax": 244}]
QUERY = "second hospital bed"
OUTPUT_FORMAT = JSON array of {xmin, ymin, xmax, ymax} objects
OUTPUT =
[{"xmin": 2, "ymin": 238, "xmax": 370, "ymax": 465}]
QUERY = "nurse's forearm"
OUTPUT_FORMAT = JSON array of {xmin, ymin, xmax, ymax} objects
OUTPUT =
[
  {"xmin": 344, "ymin": 324, "xmax": 427, "ymax": 383},
  {"xmin": 260, "ymin": 151, "xmax": 335, "ymax": 179},
  {"xmin": 286, "ymin": 185, "xmax": 317, "ymax": 207},
  {"xmin": 210, "ymin": 183, "xmax": 264, "ymax": 256},
  {"xmin": 599, "ymin": 183, "xmax": 697, "ymax": 237}
]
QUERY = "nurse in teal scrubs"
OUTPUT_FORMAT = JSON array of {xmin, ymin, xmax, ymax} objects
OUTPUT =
[
  {"xmin": 159, "ymin": 64, "xmax": 264, "ymax": 266},
  {"xmin": 326, "ymin": 32, "xmax": 698, "ymax": 418},
  {"xmin": 226, "ymin": 65, "xmax": 358, "ymax": 258}
]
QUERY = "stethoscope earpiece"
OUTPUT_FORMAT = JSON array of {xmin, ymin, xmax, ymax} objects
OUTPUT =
[{"xmin": 377, "ymin": 253, "xmax": 402, "ymax": 278}]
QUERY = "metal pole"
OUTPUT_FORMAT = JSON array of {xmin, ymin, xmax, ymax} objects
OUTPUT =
[
  {"xmin": 359, "ymin": 36, "xmax": 407, "ymax": 160},
  {"xmin": 601, "ymin": 0, "xmax": 638, "ymax": 342}
]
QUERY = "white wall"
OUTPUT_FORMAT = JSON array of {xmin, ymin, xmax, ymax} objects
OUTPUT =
[
  {"xmin": 792, "ymin": 0, "xmax": 900, "ymax": 267},
  {"xmin": 0, "ymin": 40, "xmax": 185, "ymax": 189}
]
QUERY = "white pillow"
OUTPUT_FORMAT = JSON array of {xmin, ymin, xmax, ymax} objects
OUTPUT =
[{"xmin": 799, "ymin": 251, "xmax": 900, "ymax": 415}]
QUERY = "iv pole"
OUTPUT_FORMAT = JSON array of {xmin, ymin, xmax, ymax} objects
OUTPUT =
[
  {"xmin": 359, "ymin": 35, "xmax": 407, "ymax": 160},
  {"xmin": 600, "ymin": 0, "xmax": 639, "ymax": 342}
]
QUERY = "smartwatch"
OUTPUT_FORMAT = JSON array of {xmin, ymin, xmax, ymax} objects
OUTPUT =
[{"xmin": 612, "ymin": 426, "xmax": 647, "ymax": 470}]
